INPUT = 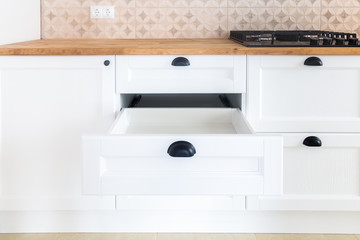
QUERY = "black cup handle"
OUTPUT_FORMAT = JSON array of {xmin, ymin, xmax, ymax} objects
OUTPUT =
[
  {"xmin": 304, "ymin": 57, "xmax": 323, "ymax": 66},
  {"xmin": 303, "ymin": 136, "xmax": 322, "ymax": 147},
  {"xmin": 104, "ymin": 60, "xmax": 111, "ymax": 66},
  {"xmin": 171, "ymin": 57, "xmax": 190, "ymax": 66},
  {"xmin": 167, "ymin": 141, "xmax": 196, "ymax": 157}
]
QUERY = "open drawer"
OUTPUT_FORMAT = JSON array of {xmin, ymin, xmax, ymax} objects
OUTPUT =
[{"xmin": 83, "ymin": 108, "xmax": 282, "ymax": 196}]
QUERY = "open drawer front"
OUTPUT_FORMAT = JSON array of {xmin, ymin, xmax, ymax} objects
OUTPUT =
[{"xmin": 83, "ymin": 108, "xmax": 282, "ymax": 196}]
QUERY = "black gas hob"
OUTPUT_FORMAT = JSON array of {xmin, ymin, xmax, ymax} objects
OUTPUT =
[{"xmin": 229, "ymin": 30, "xmax": 360, "ymax": 47}]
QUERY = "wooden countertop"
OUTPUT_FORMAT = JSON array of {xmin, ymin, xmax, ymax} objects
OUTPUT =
[{"xmin": 1, "ymin": 38, "xmax": 360, "ymax": 55}]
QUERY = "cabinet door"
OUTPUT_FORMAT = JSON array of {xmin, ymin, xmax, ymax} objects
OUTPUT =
[
  {"xmin": 246, "ymin": 55, "xmax": 360, "ymax": 132},
  {"xmin": 0, "ymin": 56, "xmax": 117, "ymax": 210},
  {"xmin": 283, "ymin": 133, "xmax": 360, "ymax": 196},
  {"xmin": 246, "ymin": 133, "xmax": 360, "ymax": 211}
]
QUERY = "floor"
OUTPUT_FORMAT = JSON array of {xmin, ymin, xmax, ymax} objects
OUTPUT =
[{"xmin": 0, "ymin": 234, "xmax": 359, "ymax": 240}]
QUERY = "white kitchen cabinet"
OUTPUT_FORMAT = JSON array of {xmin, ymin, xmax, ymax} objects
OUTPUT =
[
  {"xmin": 246, "ymin": 132, "xmax": 360, "ymax": 211},
  {"xmin": 0, "ymin": 56, "xmax": 117, "ymax": 210},
  {"xmin": 283, "ymin": 134, "xmax": 360, "ymax": 196},
  {"xmin": 116, "ymin": 55, "xmax": 246, "ymax": 93},
  {"xmin": 246, "ymin": 55, "xmax": 360, "ymax": 133},
  {"xmin": 247, "ymin": 133, "xmax": 360, "ymax": 211},
  {"xmin": 83, "ymin": 55, "xmax": 282, "ymax": 196},
  {"xmin": 246, "ymin": 55, "xmax": 360, "ymax": 212}
]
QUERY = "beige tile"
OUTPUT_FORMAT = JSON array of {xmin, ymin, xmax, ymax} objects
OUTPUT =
[
  {"xmin": 322, "ymin": 234, "xmax": 359, "ymax": 240},
  {"xmin": 228, "ymin": 0, "xmax": 266, "ymax": 8},
  {"xmin": 255, "ymin": 233, "xmax": 325, "ymax": 240},
  {"xmin": 136, "ymin": 0, "xmax": 159, "ymax": 8},
  {"xmin": 204, "ymin": 0, "xmax": 228, "ymax": 8},
  {"xmin": 114, "ymin": 0, "xmax": 136, "ymax": 8},
  {"xmin": 228, "ymin": 7, "xmax": 252, "ymax": 30},
  {"xmin": 59, "ymin": 233, "xmax": 157, "ymax": 240},
  {"xmin": 202, "ymin": 9, "xmax": 227, "ymax": 37},
  {"xmin": 157, "ymin": 233, "xmax": 257, "ymax": 240},
  {"xmin": 0, "ymin": 233, "xmax": 61, "ymax": 240},
  {"xmin": 255, "ymin": 234, "xmax": 359, "ymax": 240},
  {"xmin": 40, "ymin": 0, "xmax": 360, "ymax": 39},
  {"xmin": 320, "ymin": 7, "xmax": 360, "ymax": 35}
]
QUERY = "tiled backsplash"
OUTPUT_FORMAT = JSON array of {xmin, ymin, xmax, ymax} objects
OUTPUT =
[{"xmin": 42, "ymin": 0, "xmax": 360, "ymax": 39}]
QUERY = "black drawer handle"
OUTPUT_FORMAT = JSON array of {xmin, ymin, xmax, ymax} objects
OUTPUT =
[
  {"xmin": 104, "ymin": 60, "xmax": 111, "ymax": 66},
  {"xmin": 303, "ymin": 136, "xmax": 322, "ymax": 147},
  {"xmin": 167, "ymin": 141, "xmax": 196, "ymax": 157},
  {"xmin": 304, "ymin": 57, "xmax": 323, "ymax": 66},
  {"xmin": 171, "ymin": 57, "xmax": 190, "ymax": 66}
]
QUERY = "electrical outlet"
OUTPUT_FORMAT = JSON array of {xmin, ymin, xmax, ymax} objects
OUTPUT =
[
  {"xmin": 90, "ymin": 6, "xmax": 102, "ymax": 18},
  {"xmin": 90, "ymin": 6, "xmax": 114, "ymax": 19},
  {"xmin": 103, "ymin": 6, "xmax": 114, "ymax": 18}
]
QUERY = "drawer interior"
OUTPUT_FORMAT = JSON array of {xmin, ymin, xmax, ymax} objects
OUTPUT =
[
  {"xmin": 120, "ymin": 94, "xmax": 242, "ymax": 108},
  {"xmin": 111, "ymin": 108, "xmax": 253, "ymax": 135}
]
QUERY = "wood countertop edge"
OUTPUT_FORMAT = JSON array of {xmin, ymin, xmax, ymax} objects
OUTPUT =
[
  {"xmin": 1, "ymin": 47, "xmax": 360, "ymax": 55},
  {"xmin": 0, "ymin": 49, "xmax": 246, "ymax": 55},
  {"xmin": 2, "ymin": 48, "xmax": 360, "ymax": 55},
  {"xmin": 1, "ymin": 39, "xmax": 360, "ymax": 55}
]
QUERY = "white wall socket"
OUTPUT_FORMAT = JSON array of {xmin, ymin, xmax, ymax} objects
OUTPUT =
[{"xmin": 90, "ymin": 6, "xmax": 114, "ymax": 19}]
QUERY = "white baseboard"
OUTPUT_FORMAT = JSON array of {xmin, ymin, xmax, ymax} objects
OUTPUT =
[
  {"xmin": 246, "ymin": 195, "xmax": 360, "ymax": 211},
  {"xmin": 0, "ymin": 196, "xmax": 115, "ymax": 211},
  {"xmin": 1, "ymin": 210, "xmax": 360, "ymax": 233}
]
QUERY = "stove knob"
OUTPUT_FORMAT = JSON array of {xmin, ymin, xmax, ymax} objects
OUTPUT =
[
  {"xmin": 310, "ymin": 37, "xmax": 319, "ymax": 46},
  {"xmin": 322, "ymin": 37, "xmax": 333, "ymax": 46},
  {"xmin": 335, "ymin": 37, "xmax": 346, "ymax": 46},
  {"xmin": 348, "ymin": 38, "xmax": 359, "ymax": 46}
]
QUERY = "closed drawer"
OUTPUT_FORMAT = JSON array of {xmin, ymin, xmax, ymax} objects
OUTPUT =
[
  {"xmin": 283, "ymin": 133, "xmax": 360, "ymax": 195},
  {"xmin": 83, "ymin": 108, "xmax": 282, "ymax": 196},
  {"xmin": 116, "ymin": 55, "xmax": 246, "ymax": 93},
  {"xmin": 247, "ymin": 55, "xmax": 360, "ymax": 132}
]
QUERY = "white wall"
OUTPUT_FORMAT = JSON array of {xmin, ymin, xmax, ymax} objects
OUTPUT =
[{"xmin": 0, "ymin": 0, "xmax": 40, "ymax": 45}]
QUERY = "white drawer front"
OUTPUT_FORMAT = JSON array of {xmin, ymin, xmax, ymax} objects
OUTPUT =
[
  {"xmin": 247, "ymin": 55, "xmax": 360, "ymax": 132},
  {"xmin": 116, "ymin": 55, "xmax": 246, "ymax": 93},
  {"xmin": 283, "ymin": 133, "xmax": 360, "ymax": 196},
  {"xmin": 83, "ymin": 108, "xmax": 282, "ymax": 196}
]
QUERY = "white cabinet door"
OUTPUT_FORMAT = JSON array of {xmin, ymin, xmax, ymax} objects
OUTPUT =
[
  {"xmin": 0, "ymin": 56, "xmax": 117, "ymax": 210},
  {"xmin": 247, "ymin": 133, "xmax": 360, "ymax": 211},
  {"xmin": 246, "ymin": 55, "xmax": 360, "ymax": 132},
  {"xmin": 283, "ymin": 133, "xmax": 360, "ymax": 196}
]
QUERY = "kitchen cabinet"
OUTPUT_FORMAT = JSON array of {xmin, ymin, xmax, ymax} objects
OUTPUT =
[
  {"xmin": 246, "ymin": 55, "xmax": 360, "ymax": 133},
  {"xmin": 83, "ymin": 55, "xmax": 283, "ymax": 197},
  {"xmin": 0, "ymin": 56, "xmax": 117, "ymax": 210},
  {"xmin": 246, "ymin": 55, "xmax": 360, "ymax": 211},
  {"xmin": 283, "ymin": 134, "xmax": 360, "ymax": 196},
  {"xmin": 1, "ymin": 53, "xmax": 360, "ymax": 233}
]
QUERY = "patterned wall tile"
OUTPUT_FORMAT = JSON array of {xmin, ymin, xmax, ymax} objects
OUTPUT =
[
  {"xmin": 321, "ymin": 0, "xmax": 360, "ymax": 7},
  {"xmin": 41, "ymin": 0, "xmax": 360, "ymax": 39},
  {"xmin": 229, "ymin": 7, "xmax": 320, "ymax": 31},
  {"xmin": 321, "ymin": 7, "xmax": 360, "ymax": 33}
]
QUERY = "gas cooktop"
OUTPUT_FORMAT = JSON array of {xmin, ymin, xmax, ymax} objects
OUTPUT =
[{"xmin": 229, "ymin": 30, "xmax": 360, "ymax": 47}]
